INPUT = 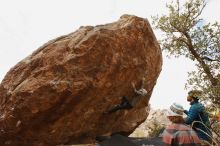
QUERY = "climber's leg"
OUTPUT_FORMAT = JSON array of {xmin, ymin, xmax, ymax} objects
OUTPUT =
[
  {"xmin": 121, "ymin": 96, "xmax": 130, "ymax": 104},
  {"xmin": 121, "ymin": 96, "xmax": 133, "ymax": 109},
  {"xmin": 103, "ymin": 96, "xmax": 133, "ymax": 114},
  {"xmin": 103, "ymin": 104, "xmax": 123, "ymax": 114}
]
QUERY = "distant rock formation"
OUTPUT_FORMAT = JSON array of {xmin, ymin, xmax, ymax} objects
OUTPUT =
[
  {"xmin": 0, "ymin": 14, "xmax": 162, "ymax": 146},
  {"xmin": 130, "ymin": 109, "xmax": 170, "ymax": 138}
]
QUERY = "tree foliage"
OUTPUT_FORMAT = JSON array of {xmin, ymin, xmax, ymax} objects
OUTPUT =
[{"xmin": 152, "ymin": 0, "xmax": 220, "ymax": 108}]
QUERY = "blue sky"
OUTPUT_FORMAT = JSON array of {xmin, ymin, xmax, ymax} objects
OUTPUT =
[{"xmin": 0, "ymin": 0, "xmax": 219, "ymax": 109}]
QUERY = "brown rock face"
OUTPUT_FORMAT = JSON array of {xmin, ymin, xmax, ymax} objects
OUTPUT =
[{"xmin": 0, "ymin": 15, "xmax": 162, "ymax": 146}]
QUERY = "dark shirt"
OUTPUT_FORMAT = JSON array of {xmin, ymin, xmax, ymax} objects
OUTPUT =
[{"xmin": 184, "ymin": 101, "xmax": 212, "ymax": 142}]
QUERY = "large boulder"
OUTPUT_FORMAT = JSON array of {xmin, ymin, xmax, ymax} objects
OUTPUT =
[{"xmin": 0, "ymin": 14, "xmax": 162, "ymax": 146}]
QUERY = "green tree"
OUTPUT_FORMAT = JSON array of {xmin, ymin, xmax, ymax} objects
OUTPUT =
[
  {"xmin": 152, "ymin": 0, "xmax": 220, "ymax": 143},
  {"xmin": 152, "ymin": 0, "xmax": 219, "ymax": 107},
  {"xmin": 148, "ymin": 119, "xmax": 165, "ymax": 138}
]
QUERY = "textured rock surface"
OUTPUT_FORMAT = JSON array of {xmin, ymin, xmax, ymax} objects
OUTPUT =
[{"xmin": 0, "ymin": 14, "xmax": 162, "ymax": 146}]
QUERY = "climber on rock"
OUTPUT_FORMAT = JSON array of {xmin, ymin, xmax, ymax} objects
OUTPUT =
[{"xmin": 103, "ymin": 78, "xmax": 148, "ymax": 114}]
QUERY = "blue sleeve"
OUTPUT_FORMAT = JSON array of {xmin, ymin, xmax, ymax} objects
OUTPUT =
[{"xmin": 184, "ymin": 105, "xmax": 199, "ymax": 124}]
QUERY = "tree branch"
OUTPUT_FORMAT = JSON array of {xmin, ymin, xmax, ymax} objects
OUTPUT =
[
  {"xmin": 202, "ymin": 56, "xmax": 220, "ymax": 62},
  {"xmin": 192, "ymin": 2, "xmax": 206, "ymax": 21},
  {"xmin": 184, "ymin": 32, "xmax": 218, "ymax": 86}
]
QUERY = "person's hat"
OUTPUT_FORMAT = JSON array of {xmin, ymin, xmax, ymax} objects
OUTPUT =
[
  {"xmin": 166, "ymin": 102, "xmax": 184, "ymax": 117},
  {"xmin": 188, "ymin": 90, "xmax": 203, "ymax": 99}
]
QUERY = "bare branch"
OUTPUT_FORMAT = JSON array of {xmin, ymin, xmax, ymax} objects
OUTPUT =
[
  {"xmin": 202, "ymin": 56, "xmax": 220, "ymax": 62},
  {"xmin": 192, "ymin": 2, "xmax": 206, "ymax": 21}
]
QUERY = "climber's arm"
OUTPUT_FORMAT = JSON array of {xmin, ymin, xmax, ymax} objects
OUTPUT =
[
  {"xmin": 131, "ymin": 82, "xmax": 138, "ymax": 93},
  {"xmin": 132, "ymin": 78, "xmax": 148, "ymax": 96},
  {"xmin": 128, "ymin": 80, "xmax": 147, "ymax": 108}
]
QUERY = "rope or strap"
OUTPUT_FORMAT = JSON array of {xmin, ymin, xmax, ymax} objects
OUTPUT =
[{"xmin": 191, "ymin": 121, "xmax": 217, "ymax": 146}]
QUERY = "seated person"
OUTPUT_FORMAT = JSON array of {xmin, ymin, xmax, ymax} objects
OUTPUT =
[
  {"xmin": 184, "ymin": 90, "xmax": 212, "ymax": 145},
  {"xmin": 103, "ymin": 78, "xmax": 148, "ymax": 114},
  {"xmin": 162, "ymin": 102, "xmax": 201, "ymax": 146}
]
